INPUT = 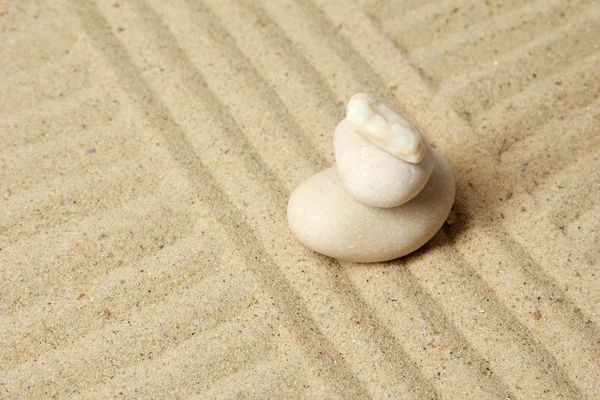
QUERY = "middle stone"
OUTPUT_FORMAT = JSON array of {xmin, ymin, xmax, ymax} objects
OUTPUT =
[{"xmin": 334, "ymin": 118, "xmax": 435, "ymax": 208}]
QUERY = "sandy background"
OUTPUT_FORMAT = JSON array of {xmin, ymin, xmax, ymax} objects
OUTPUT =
[{"xmin": 1, "ymin": 0, "xmax": 599, "ymax": 398}]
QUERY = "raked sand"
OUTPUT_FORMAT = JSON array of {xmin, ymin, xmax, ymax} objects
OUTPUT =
[{"xmin": 1, "ymin": 0, "xmax": 599, "ymax": 398}]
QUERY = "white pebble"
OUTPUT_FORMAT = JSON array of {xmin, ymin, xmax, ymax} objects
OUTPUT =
[{"xmin": 334, "ymin": 118, "xmax": 435, "ymax": 208}]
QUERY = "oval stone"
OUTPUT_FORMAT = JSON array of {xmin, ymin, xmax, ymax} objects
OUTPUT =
[
  {"xmin": 334, "ymin": 119, "xmax": 435, "ymax": 208},
  {"xmin": 287, "ymin": 151, "xmax": 455, "ymax": 262}
]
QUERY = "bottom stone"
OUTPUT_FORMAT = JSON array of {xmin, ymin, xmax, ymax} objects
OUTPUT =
[{"xmin": 287, "ymin": 151, "xmax": 455, "ymax": 262}]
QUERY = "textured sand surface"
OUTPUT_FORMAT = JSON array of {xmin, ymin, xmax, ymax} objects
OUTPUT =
[{"xmin": 1, "ymin": 0, "xmax": 599, "ymax": 398}]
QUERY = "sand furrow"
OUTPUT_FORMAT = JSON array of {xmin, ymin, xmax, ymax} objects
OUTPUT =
[
  {"xmin": 173, "ymin": 0, "xmax": 344, "ymax": 162},
  {"xmin": 405, "ymin": 232, "xmax": 587, "ymax": 398},
  {"xmin": 502, "ymin": 152, "xmax": 600, "ymax": 322},
  {"xmin": 411, "ymin": 0, "xmax": 592, "ymax": 81},
  {"xmin": 1, "ymin": 106, "xmax": 157, "ymax": 201},
  {"xmin": 219, "ymin": 0, "xmax": 596, "ymax": 396},
  {"xmin": 374, "ymin": 0, "xmax": 536, "ymax": 52},
  {"xmin": 0, "ymin": 230, "xmax": 218, "ymax": 368},
  {"xmin": 0, "ymin": 87, "xmax": 105, "ymax": 148},
  {"xmin": 0, "ymin": 194, "xmax": 199, "ymax": 320},
  {"xmin": 471, "ymin": 51, "xmax": 600, "ymax": 157},
  {"xmin": 359, "ymin": 0, "xmax": 442, "ymax": 24},
  {"xmin": 5, "ymin": 302, "xmax": 264, "ymax": 397},
  {"xmin": 474, "ymin": 96, "xmax": 600, "ymax": 197},
  {"xmin": 440, "ymin": 4, "xmax": 600, "ymax": 114},
  {"xmin": 126, "ymin": 0, "xmax": 331, "ymax": 183},
  {"xmin": 76, "ymin": 318, "xmax": 294, "ymax": 400},
  {"xmin": 259, "ymin": 0, "xmax": 383, "ymax": 103},
  {"xmin": 0, "ymin": 153, "xmax": 181, "ymax": 245},
  {"xmin": 0, "ymin": 1, "xmax": 80, "ymax": 76},
  {"xmin": 450, "ymin": 222, "xmax": 600, "ymax": 397},
  {"xmin": 342, "ymin": 261, "xmax": 517, "ymax": 398},
  {"xmin": 191, "ymin": 356, "xmax": 335, "ymax": 400}
]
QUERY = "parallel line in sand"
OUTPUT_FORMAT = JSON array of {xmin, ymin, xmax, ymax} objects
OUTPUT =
[
  {"xmin": 0, "ymin": 192, "xmax": 165, "ymax": 310},
  {"xmin": 138, "ymin": 0, "xmax": 333, "ymax": 174},
  {"xmin": 411, "ymin": 0, "xmax": 592, "ymax": 80},
  {"xmin": 0, "ymin": 135, "xmax": 270, "ymax": 378},
  {"xmin": 8, "ymin": 311, "xmax": 271, "ymax": 396},
  {"xmin": 177, "ymin": 0, "xmax": 536, "ymax": 396},
  {"xmin": 0, "ymin": 231, "xmax": 215, "ymax": 369},
  {"xmin": 400, "ymin": 232, "xmax": 586, "ymax": 399},
  {"xmin": 439, "ymin": 4, "xmax": 600, "ymax": 113},
  {"xmin": 9, "ymin": 0, "xmax": 592, "ymax": 396},
  {"xmin": 184, "ymin": 0, "xmax": 468, "ymax": 394},
  {"xmin": 454, "ymin": 97, "xmax": 600, "ymax": 317},
  {"xmin": 293, "ymin": 0, "xmax": 444, "ymax": 126},
  {"xmin": 380, "ymin": 10, "xmax": 600, "ymax": 398},
  {"xmin": 345, "ymin": 258, "xmax": 518, "ymax": 399},
  {"xmin": 271, "ymin": 0, "xmax": 419, "ymax": 110},
  {"xmin": 104, "ymin": 0, "xmax": 440, "ymax": 396},
  {"xmin": 79, "ymin": 319, "xmax": 290, "ymax": 399},
  {"xmin": 344, "ymin": 0, "xmax": 439, "ymax": 90},
  {"xmin": 359, "ymin": 0, "xmax": 443, "ymax": 22},
  {"xmin": 540, "ymin": 156, "xmax": 600, "ymax": 228},
  {"xmin": 427, "ymin": 86, "xmax": 600, "ymax": 282},
  {"xmin": 4, "ymin": 0, "xmax": 261, "ymax": 326},
  {"xmin": 279, "ymin": 0, "xmax": 596, "ymax": 396},
  {"xmin": 3, "ymin": 235, "xmax": 263, "ymax": 390},
  {"xmin": 449, "ymin": 159, "xmax": 600, "ymax": 395},
  {"xmin": 154, "ymin": 0, "xmax": 346, "ymax": 165},
  {"xmin": 255, "ymin": 0, "xmax": 398, "ymax": 109},
  {"xmin": 502, "ymin": 149, "xmax": 600, "ymax": 255},
  {"xmin": 71, "ymin": 1, "xmax": 374, "ymax": 397},
  {"xmin": 408, "ymin": 0, "xmax": 578, "ymax": 55},
  {"xmin": 187, "ymin": 356, "xmax": 331, "ymax": 400},
  {"xmin": 210, "ymin": 0, "xmax": 515, "ymax": 396},
  {"xmin": 0, "ymin": 112, "xmax": 152, "ymax": 198},
  {"xmin": 79, "ymin": 284, "xmax": 325, "ymax": 398},
  {"xmin": 397, "ymin": 228, "xmax": 597, "ymax": 398},
  {"xmin": 0, "ymin": 87, "xmax": 103, "ymax": 146},
  {"xmin": 0, "ymin": 209, "xmax": 200, "ymax": 350},
  {"xmin": 0, "ymin": 55, "xmax": 284, "ymax": 400},
  {"xmin": 314, "ymin": 0, "xmax": 592, "ymax": 342},
  {"xmin": 487, "ymin": 96, "xmax": 600, "ymax": 195},
  {"xmin": 0, "ymin": 66, "xmax": 210, "ymax": 369},
  {"xmin": 372, "ymin": 0, "xmax": 538, "ymax": 52},
  {"xmin": 471, "ymin": 51, "xmax": 600, "ymax": 157},
  {"xmin": 0, "ymin": 155, "xmax": 170, "ymax": 245}
]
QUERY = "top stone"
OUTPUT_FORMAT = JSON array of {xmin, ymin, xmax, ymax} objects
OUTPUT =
[
  {"xmin": 345, "ymin": 93, "xmax": 425, "ymax": 163},
  {"xmin": 335, "ymin": 94, "xmax": 435, "ymax": 208}
]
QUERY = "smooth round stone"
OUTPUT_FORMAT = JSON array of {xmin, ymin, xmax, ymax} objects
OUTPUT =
[
  {"xmin": 287, "ymin": 151, "xmax": 455, "ymax": 263},
  {"xmin": 334, "ymin": 119, "xmax": 435, "ymax": 208}
]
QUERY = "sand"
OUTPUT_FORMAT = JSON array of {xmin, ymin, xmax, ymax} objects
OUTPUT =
[{"xmin": 1, "ymin": 0, "xmax": 598, "ymax": 398}]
